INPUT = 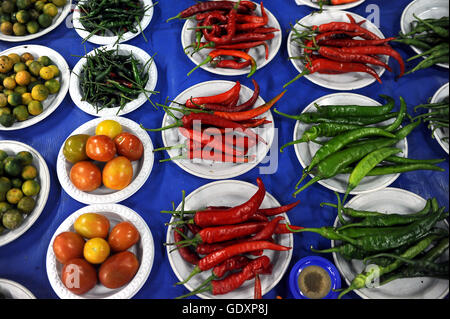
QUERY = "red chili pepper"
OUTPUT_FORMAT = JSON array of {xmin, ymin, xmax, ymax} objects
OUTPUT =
[
  {"xmin": 188, "ymin": 49, "xmax": 257, "ymax": 77},
  {"xmin": 313, "ymin": 31, "xmax": 366, "ymax": 44},
  {"xmin": 235, "ymin": 2, "xmax": 268, "ymax": 31},
  {"xmin": 187, "ymin": 223, "xmax": 202, "ymax": 235},
  {"xmin": 174, "ymin": 227, "xmax": 200, "ymax": 265},
  {"xmin": 334, "ymin": 45, "xmax": 405, "ymax": 77},
  {"xmin": 318, "ymin": 46, "xmax": 393, "ymax": 72},
  {"xmin": 254, "ymin": 274, "xmax": 262, "ymax": 299},
  {"xmin": 214, "ymin": 59, "xmax": 252, "ymax": 69},
  {"xmin": 251, "ymin": 27, "xmax": 280, "ymax": 34},
  {"xmin": 186, "ymin": 81, "xmax": 241, "ymax": 108},
  {"xmin": 179, "ymin": 127, "xmax": 247, "ymax": 157},
  {"xmin": 319, "ymin": 37, "xmax": 395, "ymax": 47},
  {"xmin": 275, "ymin": 223, "xmax": 304, "ymax": 234},
  {"xmin": 163, "ymin": 148, "xmax": 252, "ymax": 163},
  {"xmin": 167, "ymin": 1, "xmax": 251, "ymax": 21},
  {"xmin": 258, "ymin": 200, "xmax": 300, "ymax": 216},
  {"xmin": 201, "ymin": 128, "xmax": 257, "ymax": 150},
  {"xmin": 248, "ymin": 212, "xmax": 269, "ymax": 222},
  {"xmin": 240, "ymin": 118, "xmax": 271, "ymax": 127},
  {"xmin": 176, "ymin": 256, "xmax": 271, "ymax": 298},
  {"xmin": 212, "ymin": 90, "xmax": 285, "ymax": 122},
  {"xmin": 284, "ymin": 58, "xmax": 382, "ymax": 88},
  {"xmin": 193, "ymin": 178, "xmax": 266, "ymax": 227},
  {"xmin": 251, "ymin": 216, "xmax": 284, "ymax": 241},
  {"xmin": 195, "ymin": 11, "xmax": 227, "ymax": 21},
  {"xmin": 312, "ymin": 22, "xmax": 381, "ymax": 40},
  {"xmin": 204, "ymin": 8, "xmax": 237, "ymax": 44},
  {"xmin": 213, "ymin": 255, "xmax": 251, "ymax": 278}
]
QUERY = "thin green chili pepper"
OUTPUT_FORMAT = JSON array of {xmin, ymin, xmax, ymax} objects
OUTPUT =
[
  {"xmin": 338, "ymin": 163, "xmax": 446, "ymax": 176},
  {"xmin": 413, "ymin": 14, "xmax": 449, "ymax": 38},
  {"xmin": 383, "ymin": 97, "xmax": 407, "ymax": 132}
]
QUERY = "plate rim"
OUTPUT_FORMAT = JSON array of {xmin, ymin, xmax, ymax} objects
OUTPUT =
[
  {"xmin": 56, "ymin": 116, "xmax": 154, "ymax": 204},
  {"xmin": 430, "ymin": 82, "xmax": 449, "ymax": 154},
  {"xmin": 332, "ymin": 187, "xmax": 449, "ymax": 299},
  {"xmin": 0, "ymin": 0, "xmax": 72, "ymax": 42},
  {"xmin": 160, "ymin": 80, "xmax": 275, "ymax": 180},
  {"xmin": 180, "ymin": 1, "xmax": 282, "ymax": 76},
  {"xmin": 165, "ymin": 179, "xmax": 293, "ymax": 299},
  {"xmin": 297, "ymin": 0, "xmax": 365, "ymax": 10},
  {"xmin": 0, "ymin": 278, "xmax": 36, "ymax": 299},
  {"xmin": 0, "ymin": 140, "xmax": 51, "ymax": 247},
  {"xmin": 69, "ymin": 43, "xmax": 158, "ymax": 117},
  {"xmin": 286, "ymin": 10, "xmax": 387, "ymax": 90},
  {"xmin": 292, "ymin": 92, "xmax": 408, "ymax": 195},
  {"xmin": 72, "ymin": 0, "xmax": 154, "ymax": 45},
  {"xmin": 0, "ymin": 44, "xmax": 70, "ymax": 131},
  {"xmin": 45, "ymin": 203, "xmax": 155, "ymax": 299}
]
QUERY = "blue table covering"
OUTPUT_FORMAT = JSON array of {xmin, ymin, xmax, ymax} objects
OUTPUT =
[{"xmin": 0, "ymin": 0, "xmax": 448, "ymax": 299}]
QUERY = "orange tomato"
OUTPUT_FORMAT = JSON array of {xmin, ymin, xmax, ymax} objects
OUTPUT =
[
  {"xmin": 83, "ymin": 237, "xmax": 111, "ymax": 264},
  {"xmin": 74, "ymin": 213, "xmax": 110, "ymax": 239},
  {"xmin": 108, "ymin": 221, "xmax": 140, "ymax": 252},
  {"xmin": 85, "ymin": 135, "xmax": 117, "ymax": 162},
  {"xmin": 53, "ymin": 232, "xmax": 85, "ymax": 264},
  {"xmin": 98, "ymin": 251, "xmax": 140, "ymax": 289},
  {"xmin": 69, "ymin": 161, "xmax": 102, "ymax": 192},
  {"xmin": 102, "ymin": 156, "xmax": 133, "ymax": 190},
  {"xmin": 62, "ymin": 258, "xmax": 98, "ymax": 295}
]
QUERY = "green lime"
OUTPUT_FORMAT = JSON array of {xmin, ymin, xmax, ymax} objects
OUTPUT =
[
  {"xmin": 21, "ymin": 165, "xmax": 37, "ymax": 180},
  {"xmin": 6, "ymin": 188, "xmax": 24, "ymax": 205},
  {"xmin": 17, "ymin": 151, "xmax": 33, "ymax": 166},
  {"xmin": 22, "ymin": 180, "xmax": 40, "ymax": 196},
  {"xmin": 2, "ymin": 209, "xmax": 24, "ymax": 230},
  {"xmin": 26, "ymin": 20, "xmax": 39, "ymax": 34},
  {"xmin": 37, "ymin": 13, "xmax": 52, "ymax": 28},
  {"xmin": 16, "ymin": 10, "xmax": 30, "ymax": 24},
  {"xmin": 17, "ymin": 196, "xmax": 35, "ymax": 214},
  {"xmin": 7, "ymin": 92, "xmax": 22, "ymax": 107},
  {"xmin": 3, "ymin": 157, "xmax": 22, "ymax": 177},
  {"xmin": 14, "ymin": 62, "xmax": 27, "ymax": 73},
  {"xmin": 11, "ymin": 178, "xmax": 23, "ymax": 189},
  {"xmin": 0, "ymin": 113, "xmax": 14, "ymax": 127},
  {"xmin": 27, "ymin": 100, "xmax": 43, "ymax": 116},
  {"xmin": 12, "ymin": 23, "xmax": 27, "ymax": 36},
  {"xmin": 0, "ymin": 176, "xmax": 12, "ymax": 193},
  {"xmin": 44, "ymin": 79, "xmax": 60, "ymax": 94},
  {"xmin": 13, "ymin": 105, "xmax": 29, "ymax": 122}
]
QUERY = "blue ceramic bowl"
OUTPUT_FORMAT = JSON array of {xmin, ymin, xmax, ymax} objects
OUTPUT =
[{"xmin": 289, "ymin": 256, "xmax": 341, "ymax": 299}]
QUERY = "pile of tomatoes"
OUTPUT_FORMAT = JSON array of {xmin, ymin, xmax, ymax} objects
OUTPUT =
[
  {"xmin": 63, "ymin": 120, "xmax": 144, "ymax": 192},
  {"xmin": 53, "ymin": 212, "xmax": 141, "ymax": 295}
]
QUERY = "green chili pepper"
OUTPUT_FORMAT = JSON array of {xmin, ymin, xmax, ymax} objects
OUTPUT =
[
  {"xmin": 320, "ymin": 202, "xmax": 385, "ymax": 218},
  {"xmin": 383, "ymin": 97, "xmax": 407, "ymax": 132},
  {"xmin": 413, "ymin": 14, "xmax": 449, "ymax": 38},
  {"xmin": 339, "ymin": 163, "xmax": 446, "ymax": 176}
]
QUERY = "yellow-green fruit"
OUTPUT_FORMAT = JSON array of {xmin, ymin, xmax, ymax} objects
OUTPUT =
[
  {"xmin": 47, "ymin": 64, "xmax": 59, "ymax": 77},
  {"xmin": 52, "ymin": 0, "xmax": 67, "ymax": 7},
  {"xmin": 21, "ymin": 52, "xmax": 34, "ymax": 63},
  {"xmin": 7, "ymin": 92, "xmax": 22, "ymax": 106},
  {"xmin": 43, "ymin": 3, "xmax": 58, "ymax": 17},
  {"xmin": 13, "ymin": 105, "xmax": 29, "ymax": 121},
  {"xmin": 28, "ymin": 61, "xmax": 42, "ymax": 76},
  {"xmin": 6, "ymin": 188, "xmax": 24, "ymax": 205},
  {"xmin": 44, "ymin": 79, "xmax": 60, "ymax": 94},
  {"xmin": 7, "ymin": 53, "xmax": 21, "ymax": 64},
  {"xmin": 14, "ymin": 86, "xmax": 27, "ymax": 95},
  {"xmin": 0, "ymin": 93, "xmax": 7, "ymax": 107},
  {"xmin": 0, "ymin": 55, "xmax": 14, "ymax": 73},
  {"xmin": 37, "ymin": 55, "xmax": 51, "ymax": 66},
  {"xmin": 0, "ymin": 21, "xmax": 13, "ymax": 35},
  {"xmin": 39, "ymin": 66, "xmax": 54, "ymax": 80},
  {"xmin": 21, "ymin": 92, "xmax": 32, "ymax": 105},
  {"xmin": 22, "ymin": 180, "xmax": 40, "ymax": 196},
  {"xmin": 14, "ymin": 62, "xmax": 27, "ymax": 73},
  {"xmin": 31, "ymin": 84, "xmax": 48, "ymax": 101},
  {"xmin": 27, "ymin": 100, "xmax": 43, "ymax": 116},
  {"xmin": 13, "ymin": 23, "xmax": 27, "ymax": 36},
  {"xmin": 26, "ymin": 20, "xmax": 39, "ymax": 34},
  {"xmin": 3, "ymin": 77, "xmax": 16, "ymax": 90},
  {"xmin": 16, "ymin": 10, "xmax": 30, "ymax": 24},
  {"xmin": 21, "ymin": 165, "xmax": 37, "ymax": 180}
]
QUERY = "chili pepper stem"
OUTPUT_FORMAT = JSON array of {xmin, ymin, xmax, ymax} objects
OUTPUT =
[
  {"xmin": 283, "ymin": 69, "xmax": 310, "ymax": 88},
  {"xmin": 175, "ymin": 266, "xmax": 202, "ymax": 286},
  {"xmin": 187, "ymin": 56, "xmax": 213, "ymax": 76}
]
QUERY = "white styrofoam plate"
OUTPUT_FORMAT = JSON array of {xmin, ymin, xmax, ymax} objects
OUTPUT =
[
  {"xmin": 56, "ymin": 116, "xmax": 154, "ymax": 204},
  {"xmin": 287, "ymin": 11, "xmax": 387, "ymax": 90},
  {"xmin": 181, "ymin": 1, "xmax": 282, "ymax": 76},
  {"xmin": 400, "ymin": 0, "xmax": 449, "ymax": 69},
  {"xmin": 69, "ymin": 44, "xmax": 158, "ymax": 117},
  {"xmin": 332, "ymin": 187, "xmax": 449, "ymax": 299},
  {"xmin": 46, "ymin": 204, "xmax": 154, "ymax": 299},
  {"xmin": 0, "ymin": 140, "xmax": 50, "ymax": 247},
  {"xmin": 430, "ymin": 82, "xmax": 449, "ymax": 154},
  {"xmin": 166, "ymin": 179, "xmax": 293, "ymax": 299},
  {"xmin": 0, "ymin": 279, "xmax": 36, "ymax": 299},
  {"xmin": 0, "ymin": 45, "xmax": 70, "ymax": 131},
  {"xmin": 293, "ymin": 93, "xmax": 408, "ymax": 195},
  {"xmin": 296, "ymin": 0, "xmax": 365, "ymax": 11},
  {"xmin": 73, "ymin": 0, "xmax": 154, "ymax": 45},
  {"xmin": 160, "ymin": 80, "xmax": 275, "ymax": 180},
  {"xmin": 0, "ymin": 0, "xmax": 72, "ymax": 42}
]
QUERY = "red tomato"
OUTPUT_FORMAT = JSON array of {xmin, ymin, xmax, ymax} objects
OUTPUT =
[
  {"xmin": 108, "ymin": 221, "xmax": 140, "ymax": 252},
  {"xmin": 113, "ymin": 132, "xmax": 144, "ymax": 161},
  {"xmin": 74, "ymin": 213, "xmax": 110, "ymax": 239},
  {"xmin": 53, "ymin": 232, "xmax": 85, "ymax": 264},
  {"xmin": 86, "ymin": 135, "xmax": 117, "ymax": 162},
  {"xmin": 61, "ymin": 258, "xmax": 98, "ymax": 295},
  {"xmin": 98, "ymin": 251, "xmax": 140, "ymax": 289},
  {"xmin": 102, "ymin": 156, "xmax": 133, "ymax": 190},
  {"xmin": 70, "ymin": 161, "xmax": 102, "ymax": 192}
]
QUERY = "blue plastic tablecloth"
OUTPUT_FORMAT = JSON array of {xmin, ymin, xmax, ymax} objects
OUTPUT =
[{"xmin": 0, "ymin": 0, "xmax": 448, "ymax": 299}]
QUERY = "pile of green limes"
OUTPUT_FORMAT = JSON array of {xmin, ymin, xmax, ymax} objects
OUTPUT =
[
  {"xmin": 0, "ymin": 0, "xmax": 68, "ymax": 37},
  {"xmin": 0, "ymin": 148, "xmax": 41, "ymax": 234}
]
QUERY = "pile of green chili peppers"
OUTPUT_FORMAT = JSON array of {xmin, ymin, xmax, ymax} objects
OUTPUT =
[
  {"xmin": 287, "ymin": 196, "xmax": 449, "ymax": 299},
  {"xmin": 274, "ymin": 95, "xmax": 446, "ymax": 199},
  {"xmin": 395, "ymin": 15, "xmax": 449, "ymax": 74},
  {"xmin": 413, "ymin": 96, "xmax": 449, "ymax": 143},
  {"xmin": 77, "ymin": 46, "xmax": 158, "ymax": 114}
]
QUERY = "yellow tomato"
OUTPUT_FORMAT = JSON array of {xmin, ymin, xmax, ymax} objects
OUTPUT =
[
  {"xmin": 83, "ymin": 238, "xmax": 110, "ymax": 264},
  {"xmin": 95, "ymin": 120, "xmax": 123, "ymax": 140}
]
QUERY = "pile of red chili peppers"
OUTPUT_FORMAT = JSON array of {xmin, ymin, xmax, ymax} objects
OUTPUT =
[
  {"xmin": 147, "ymin": 80, "xmax": 285, "ymax": 163},
  {"xmin": 162, "ymin": 178, "xmax": 302, "ymax": 298},
  {"xmin": 167, "ymin": 1, "xmax": 279, "ymax": 77},
  {"xmin": 284, "ymin": 13, "xmax": 406, "ymax": 88}
]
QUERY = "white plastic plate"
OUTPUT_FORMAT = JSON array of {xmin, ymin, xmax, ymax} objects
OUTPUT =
[
  {"xmin": 0, "ymin": 140, "xmax": 50, "ymax": 247},
  {"xmin": 69, "ymin": 44, "xmax": 158, "ymax": 117},
  {"xmin": 296, "ymin": 0, "xmax": 365, "ymax": 11},
  {"xmin": 0, "ymin": 0, "xmax": 72, "ymax": 42},
  {"xmin": 56, "ymin": 116, "xmax": 154, "ymax": 204},
  {"xmin": 287, "ymin": 10, "xmax": 387, "ymax": 90},
  {"xmin": 293, "ymin": 93, "xmax": 408, "ymax": 195},
  {"xmin": 332, "ymin": 187, "xmax": 449, "ymax": 299},
  {"xmin": 0, "ymin": 279, "xmax": 36, "ymax": 299},
  {"xmin": 181, "ymin": 1, "xmax": 282, "ymax": 76},
  {"xmin": 46, "ymin": 204, "xmax": 154, "ymax": 299},
  {"xmin": 0, "ymin": 45, "xmax": 70, "ymax": 131},
  {"xmin": 73, "ymin": 0, "xmax": 154, "ymax": 45},
  {"xmin": 160, "ymin": 80, "xmax": 275, "ymax": 180},
  {"xmin": 166, "ymin": 180, "xmax": 293, "ymax": 299},
  {"xmin": 400, "ymin": 0, "xmax": 449, "ymax": 69},
  {"xmin": 430, "ymin": 82, "xmax": 449, "ymax": 154}
]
